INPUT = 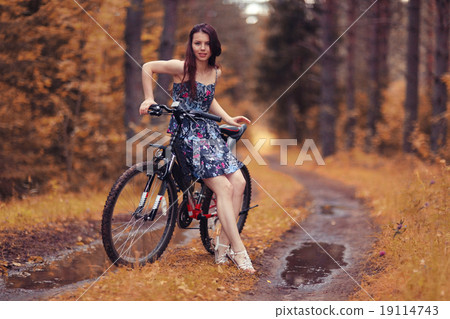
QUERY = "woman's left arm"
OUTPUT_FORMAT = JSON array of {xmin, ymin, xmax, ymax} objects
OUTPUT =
[{"xmin": 209, "ymin": 98, "xmax": 251, "ymax": 127}]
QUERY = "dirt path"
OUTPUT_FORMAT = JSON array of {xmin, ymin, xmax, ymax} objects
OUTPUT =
[
  {"xmin": 1, "ymin": 161, "xmax": 376, "ymax": 301},
  {"xmin": 241, "ymin": 161, "xmax": 376, "ymax": 301}
]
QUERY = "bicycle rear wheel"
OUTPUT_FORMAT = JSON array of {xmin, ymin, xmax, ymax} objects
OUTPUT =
[
  {"xmin": 199, "ymin": 165, "xmax": 252, "ymax": 254},
  {"xmin": 101, "ymin": 162, "xmax": 178, "ymax": 266}
]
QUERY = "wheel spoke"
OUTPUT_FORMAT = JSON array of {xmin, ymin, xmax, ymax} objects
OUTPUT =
[{"xmin": 101, "ymin": 164, "xmax": 177, "ymax": 265}]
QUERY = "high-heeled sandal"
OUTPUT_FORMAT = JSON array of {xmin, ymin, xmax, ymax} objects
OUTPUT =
[
  {"xmin": 227, "ymin": 249, "xmax": 255, "ymax": 273},
  {"xmin": 214, "ymin": 237, "xmax": 230, "ymax": 264}
]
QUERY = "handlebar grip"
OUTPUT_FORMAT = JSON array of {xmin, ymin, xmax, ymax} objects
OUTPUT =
[
  {"xmin": 148, "ymin": 104, "xmax": 163, "ymax": 116},
  {"xmin": 192, "ymin": 110, "xmax": 222, "ymax": 122}
]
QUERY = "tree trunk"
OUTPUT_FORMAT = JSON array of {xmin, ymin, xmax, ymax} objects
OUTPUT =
[
  {"xmin": 124, "ymin": 0, "xmax": 143, "ymax": 139},
  {"xmin": 287, "ymin": 97, "xmax": 297, "ymax": 138},
  {"xmin": 365, "ymin": 0, "xmax": 390, "ymax": 152},
  {"xmin": 319, "ymin": 0, "xmax": 338, "ymax": 157},
  {"xmin": 365, "ymin": 3, "xmax": 381, "ymax": 152},
  {"xmin": 378, "ymin": 0, "xmax": 390, "ymax": 90},
  {"xmin": 431, "ymin": 0, "xmax": 449, "ymax": 153},
  {"xmin": 154, "ymin": 0, "xmax": 178, "ymax": 106},
  {"xmin": 345, "ymin": 0, "xmax": 357, "ymax": 150},
  {"xmin": 425, "ymin": 1, "xmax": 435, "ymax": 96},
  {"xmin": 403, "ymin": 0, "xmax": 421, "ymax": 153}
]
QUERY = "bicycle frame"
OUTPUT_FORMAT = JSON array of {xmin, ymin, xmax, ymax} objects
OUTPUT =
[
  {"xmin": 101, "ymin": 101, "xmax": 255, "ymax": 265},
  {"xmin": 134, "ymin": 101, "xmax": 220, "ymax": 222}
]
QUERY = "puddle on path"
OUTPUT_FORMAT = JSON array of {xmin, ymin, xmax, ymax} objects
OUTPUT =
[
  {"xmin": 320, "ymin": 205, "xmax": 334, "ymax": 215},
  {"xmin": 1, "ymin": 227, "xmax": 198, "ymax": 299},
  {"xmin": 281, "ymin": 242, "xmax": 347, "ymax": 288},
  {"xmin": 5, "ymin": 244, "xmax": 108, "ymax": 290}
]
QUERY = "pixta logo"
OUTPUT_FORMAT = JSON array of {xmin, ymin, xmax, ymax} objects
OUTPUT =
[
  {"xmin": 127, "ymin": 129, "xmax": 325, "ymax": 172},
  {"xmin": 126, "ymin": 129, "xmax": 171, "ymax": 173}
]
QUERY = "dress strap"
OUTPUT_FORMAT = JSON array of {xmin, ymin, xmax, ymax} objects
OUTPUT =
[{"xmin": 214, "ymin": 67, "xmax": 218, "ymax": 85}]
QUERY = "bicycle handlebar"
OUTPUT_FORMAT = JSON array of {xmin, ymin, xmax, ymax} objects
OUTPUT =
[
  {"xmin": 189, "ymin": 110, "xmax": 222, "ymax": 122},
  {"xmin": 148, "ymin": 102, "xmax": 222, "ymax": 123}
]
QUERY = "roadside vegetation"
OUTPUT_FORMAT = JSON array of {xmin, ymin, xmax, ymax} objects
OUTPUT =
[
  {"xmin": 0, "ymin": 184, "xmax": 108, "ymax": 232},
  {"xmin": 303, "ymin": 150, "xmax": 449, "ymax": 301}
]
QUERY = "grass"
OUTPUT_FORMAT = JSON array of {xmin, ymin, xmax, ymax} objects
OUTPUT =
[
  {"xmin": 0, "ymin": 184, "xmax": 109, "ymax": 232},
  {"xmin": 305, "ymin": 150, "xmax": 449, "ymax": 301}
]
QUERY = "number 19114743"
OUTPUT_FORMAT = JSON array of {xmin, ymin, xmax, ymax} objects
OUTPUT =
[{"xmin": 380, "ymin": 305, "xmax": 438, "ymax": 316}]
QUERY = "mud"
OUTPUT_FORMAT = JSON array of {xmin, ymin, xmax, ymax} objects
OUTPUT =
[
  {"xmin": 241, "ymin": 162, "xmax": 376, "ymax": 301},
  {"xmin": 0, "ymin": 222, "xmax": 199, "ymax": 300}
]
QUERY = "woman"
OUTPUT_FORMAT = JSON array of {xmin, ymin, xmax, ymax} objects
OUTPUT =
[{"xmin": 139, "ymin": 23, "xmax": 254, "ymax": 273}]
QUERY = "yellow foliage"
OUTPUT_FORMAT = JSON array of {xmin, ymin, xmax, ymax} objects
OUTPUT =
[
  {"xmin": 376, "ymin": 81, "xmax": 406, "ymax": 151},
  {"xmin": 308, "ymin": 150, "xmax": 449, "ymax": 301},
  {"xmin": 441, "ymin": 72, "xmax": 450, "ymax": 93}
]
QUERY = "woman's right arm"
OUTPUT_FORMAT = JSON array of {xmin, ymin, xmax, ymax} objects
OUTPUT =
[{"xmin": 139, "ymin": 59, "xmax": 184, "ymax": 115}]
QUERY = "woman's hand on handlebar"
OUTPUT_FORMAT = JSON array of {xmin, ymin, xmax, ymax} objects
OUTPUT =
[
  {"xmin": 228, "ymin": 116, "xmax": 251, "ymax": 127},
  {"xmin": 139, "ymin": 99, "xmax": 157, "ymax": 115}
]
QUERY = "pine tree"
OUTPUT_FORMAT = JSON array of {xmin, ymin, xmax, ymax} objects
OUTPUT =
[
  {"xmin": 430, "ymin": 0, "xmax": 449, "ymax": 154},
  {"xmin": 403, "ymin": 0, "xmax": 421, "ymax": 153},
  {"xmin": 256, "ymin": 0, "xmax": 319, "ymax": 139}
]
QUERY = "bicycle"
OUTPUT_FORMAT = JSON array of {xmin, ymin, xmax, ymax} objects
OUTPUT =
[{"xmin": 101, "ymin": 101, "xmax": 256, "ymax": 266}]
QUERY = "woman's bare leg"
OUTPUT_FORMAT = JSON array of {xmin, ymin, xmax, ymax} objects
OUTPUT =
[
  {"xmin": 203, "ymin": 172, "xmax": 254, "ymax": 272},
  {"xmin": 203, "ymin": 175, "xmax": 245, "ymax": 253},
  {"xmin": 228, "ymin": 169, "xmax": 246, "ymax": 220},
  {"xmin": 213, "ymin": 170, "xmax": 246, "ymax": 246}
]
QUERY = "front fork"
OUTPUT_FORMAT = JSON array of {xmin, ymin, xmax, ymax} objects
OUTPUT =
[
  {"xmin": 133, "ymin": 153, "xmax": 175, "ymax": 221},
  {"xmin": 132, "ymin": 175, "xmax": 168, "ymax": 222}
]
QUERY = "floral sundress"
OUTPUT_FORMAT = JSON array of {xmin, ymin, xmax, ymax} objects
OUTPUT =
[{"xmin": 167, "ymin": 69, "xmax": 243, "ymax": 179}]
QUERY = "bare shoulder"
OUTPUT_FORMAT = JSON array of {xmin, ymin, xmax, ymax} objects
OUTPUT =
[{"xmin": 216, "ymin": 67, "xmax": 222, "ymax": 78}]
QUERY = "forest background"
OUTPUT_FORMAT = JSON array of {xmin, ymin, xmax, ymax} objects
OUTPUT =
[
  {"xmin": 0, "ymin": 0, "xmax": 449, "ymax": 302},
  {"xmin": 0, "ymin": 0, "xmax": 448, "ymax": 199}
]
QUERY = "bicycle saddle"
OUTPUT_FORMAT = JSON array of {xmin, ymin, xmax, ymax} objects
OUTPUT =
[{"xmin": 219, "ymin": 124, "xmax": 247, "ymax": 140}]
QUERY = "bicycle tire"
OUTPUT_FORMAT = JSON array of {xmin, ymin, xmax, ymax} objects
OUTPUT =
[
  {"xmin": 101, "ymin": 162, "xmax": 178, "ymax": 266},
  {"xmin": 199, "ymin": 165, "xmax": 252, "ymax": 254}
]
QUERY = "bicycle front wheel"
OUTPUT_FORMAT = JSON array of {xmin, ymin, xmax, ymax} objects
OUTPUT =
[
  {"xmin": 101, "ymin": 162, "xmax": 178, "ymax": 266},
  {"xmin": 199, "ymin": 165, "xmax": 252, "ymax": 254}
]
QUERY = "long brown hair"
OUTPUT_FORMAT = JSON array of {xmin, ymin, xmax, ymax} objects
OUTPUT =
[{"xmin": 182, "ymin": 23, "xmax": 222, "ymax": 98}]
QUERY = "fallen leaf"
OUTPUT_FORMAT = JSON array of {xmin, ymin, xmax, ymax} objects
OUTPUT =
[
  {"xmin": 28, "ymin": 256, "xmax": 44, "ymax": 263},
  {"xmin": 0, "ymin": 267, "xmax": 8, "ymax": 276},
  {"xmin": 178, "ymin": 285, "xmax": 194, "ymax": 294}
]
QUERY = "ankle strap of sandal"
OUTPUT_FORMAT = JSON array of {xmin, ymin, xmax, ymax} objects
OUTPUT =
[{"xmin": 215, "ymin": 237, "xmax": 230, "ymax": 251}]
